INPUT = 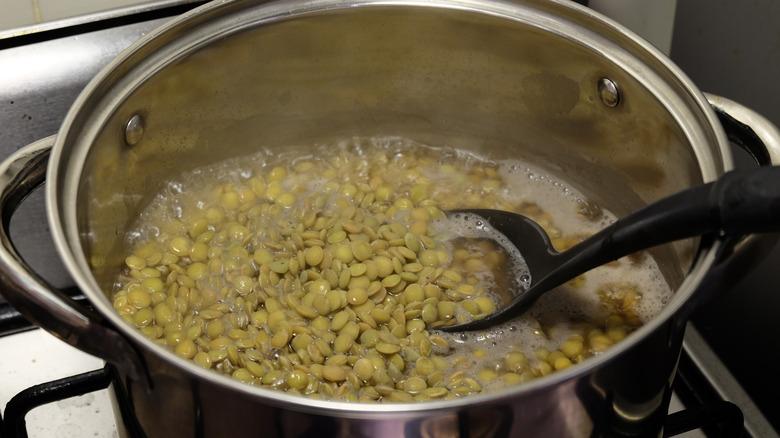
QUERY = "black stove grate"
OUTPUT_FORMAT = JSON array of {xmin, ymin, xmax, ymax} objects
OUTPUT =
[
  {"xmin": 2, "ymin": 366, "xmax": 113, "ymax": 438},
  {"xmin": 667, "ymin": 349, "xmax": 746, "ymax": 437}
]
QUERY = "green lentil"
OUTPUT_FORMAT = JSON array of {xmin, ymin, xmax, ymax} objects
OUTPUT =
[{"xmin": 322, "ymin": 365, "xmax": 347, "ymax": 382}]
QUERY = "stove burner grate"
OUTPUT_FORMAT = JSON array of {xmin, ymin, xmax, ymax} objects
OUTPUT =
[{"xmin": 0, "ymin": 363, "xmax": 146, "ymax": 438}]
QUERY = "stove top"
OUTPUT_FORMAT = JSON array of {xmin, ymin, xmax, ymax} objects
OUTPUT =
[{"xmin": 0, "ymin": 2, "xmax": 778, "ymax": 437}]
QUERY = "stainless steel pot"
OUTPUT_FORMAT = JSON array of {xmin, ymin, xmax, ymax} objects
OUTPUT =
[{"xmin": 1, "ymin": 0, "xmax": 779, "ymax": 437}]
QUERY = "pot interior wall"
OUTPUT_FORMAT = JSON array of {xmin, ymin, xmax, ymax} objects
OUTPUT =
[{"xmin": 71, "ymin": 1, "xmax": 714, "ymax": 298}]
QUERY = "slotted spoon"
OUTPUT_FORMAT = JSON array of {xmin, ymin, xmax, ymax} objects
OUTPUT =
[{"xmin": 439, "ymin": 166, "xmax": 780, "ymax": 332}]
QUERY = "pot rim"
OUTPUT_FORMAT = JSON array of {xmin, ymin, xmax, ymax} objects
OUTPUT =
[{"xmin": 46, "ymin": 0, "xmax": 732, "ymax": 414}]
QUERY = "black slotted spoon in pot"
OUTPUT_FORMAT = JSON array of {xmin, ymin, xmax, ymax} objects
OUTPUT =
[{"xmin": 439, "ymin": 166, "xmax": 780, "ymax": 332}]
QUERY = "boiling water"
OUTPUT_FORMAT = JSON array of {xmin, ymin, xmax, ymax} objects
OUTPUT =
[{"xmin": 115, "ymin": 136, "xmax": 674, "ymax": 398}]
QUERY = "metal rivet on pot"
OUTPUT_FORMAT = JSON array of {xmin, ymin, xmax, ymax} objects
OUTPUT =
[
  {"xmin": 124, "ymin": 114, "xmax": 145, "ymax": 146},
  {"xmin": 598, "ymin": 78, "xmax": 621, "ymax": 108}
]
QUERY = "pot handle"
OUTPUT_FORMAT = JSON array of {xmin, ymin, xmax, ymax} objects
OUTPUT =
[
  {"xmin": 705, "ymin": 93, "xmax": 780, "ymax": 166},
  {"xmin": 682, "ymin": 94, "xmax": 780, "ymax": 316},
  {"xmin": 0, "ymin": 136, "xmax": 145, "ymax": 381}
]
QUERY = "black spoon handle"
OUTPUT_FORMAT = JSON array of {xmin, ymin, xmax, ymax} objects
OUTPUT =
[
  {"xmin": 713, "ymin": 166, "xmax": 780, "ymax": 234},
  {"xmin": 546, "ymin": 166, "xmax": 780, "ymax": 289}
]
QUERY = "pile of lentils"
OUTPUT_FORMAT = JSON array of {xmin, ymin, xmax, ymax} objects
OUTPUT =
[{"xmin": 111, "ymin": 138, "xmax": 642, "ymax": 402}]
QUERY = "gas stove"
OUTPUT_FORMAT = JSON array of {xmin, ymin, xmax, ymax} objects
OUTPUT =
[{"xmin": 0, "ymin": 2, "xmax": 778, "ymax": 437}]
